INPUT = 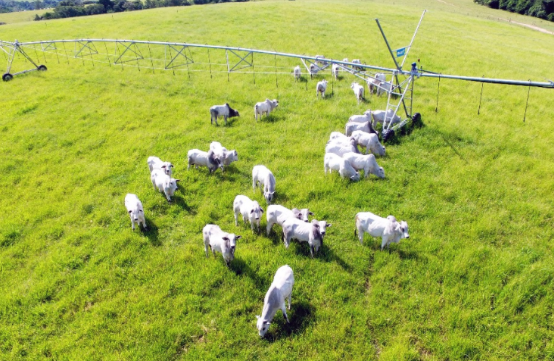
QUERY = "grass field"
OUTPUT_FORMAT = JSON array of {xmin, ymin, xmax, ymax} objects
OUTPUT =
[
  {"xmin": 0, "ymin": 9, "xmax": 49, "ymax": 24},
  {"xmin": 1, "ymin": 0, "xmax": 554, "ymax": 360}
]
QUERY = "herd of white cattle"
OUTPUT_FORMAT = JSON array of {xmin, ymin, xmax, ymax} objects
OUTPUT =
[{"xmin": 122, "ymin": 67, "xmax": 410, "ymax": 337}]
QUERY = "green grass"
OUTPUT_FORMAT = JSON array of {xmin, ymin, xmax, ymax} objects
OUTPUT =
[
  {"xmin": 0, "ymin": 9, "xmax": 49, "ymax": 24},
  {"xmin": 2, "ymin": 0, "xmax": 554, "ymax": 360}
]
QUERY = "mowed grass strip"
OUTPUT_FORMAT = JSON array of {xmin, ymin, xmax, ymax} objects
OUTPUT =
[{"xmin": 1, "ymin": 1, "xmax": 554, "ymax": 359}]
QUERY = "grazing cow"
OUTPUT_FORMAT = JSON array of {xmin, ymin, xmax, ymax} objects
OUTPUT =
[
  {"xmin": 345, "ymin": 120, "xmax": 377, "ymax": 136},
  {"xmin": 187, "ymin": 149, "xmax": 221, "ymax": 173},
  {"xmin": 352, "ymin": 59, "xmax": 363, "ymax": 70},
  {"xmin": 354, "ymin": 212, "xmax": 409, "ymax": 250},
  {"xmin": 293, "ymin": 65, "xmax": 301, "ymax": 81},
  {"xmin": 343, "ymin": 152, "xmax": 385, "ymax": 179},
  {"xmin": 324, "ymin": 153, "xmax": 360, "ymax": 182},
  {"xmin": 351, "ymin": 131, "xmax": 386, "ymax": 156},
  {"xmin": 367, "ymin": 73, "xmax": 386, "ymax": 94},
  {"xmin": 252, "ymin": 165, "xmax": 276, "ymax": 204},
  {"xmin": 282, "ymin": 219, "xmax": 324, "ymax": 258},
  {"xmin": 124, "ymin": 193, "xmax": 147, "ymax": 231},
  {"xmin": 351, "ymin": 82, "xmax": 365, "ymax": 103},
  {"xmin": 266, "ymin": 205, "xmax": 313, "ymax": 235},
  {"xmin": 329, "ymin": 132, "xmax": 349, "ymax": 142},
  {"xmin": 147, "ymin": 156, "xmax": 174, "ymax": 176},
  {"xmin": 256, "ymin": 265, "xmax": 294, "ymax": 337},
  {"xmin": 209, "ymin": 103, "xmax": 240, "ymax": 126},
  {"xmin": 203, "ymin": 224, "xmax": 241, "ymax": 266},
  {"xmin": 371, "ymin": 109, "xmax": 402, "ymax": 129},
  {"xmin": 325, "ymin": 138, "xmax": 360, "ymax": 157},
  {"xmin": 342, "ymin": 58, "xmax": 349, "ymax": 62},
  {"xmin": 233, "ymin": 195, "xmax": 264, "ymax": 233},
  {"xmin": 150, "ymin": 169, "xmax": 180, "ymax": 202},
  {"xmin": 332, "ymin": 64, "xmax": 339, "ymax": 80},
  {"xmin": 348, "ymin": 110, "xmax": 372, "ymax": 124},
  {"xmin": 254, "ymin": 99, "xmax": 279, "ymax": 121},
  {"xmin": 316, "ymin": 80, "xmax": 328, "ymax": 99}
]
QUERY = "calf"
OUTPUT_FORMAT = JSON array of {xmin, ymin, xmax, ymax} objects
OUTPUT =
[
  {"xmin": 124, "ymin": 193, "xmax": 147, "ymax": 231},
  {"xmin": 324, "ymin": 153, "xmax": 360, "ymax": 182},
  {"xmin": 252, "ymin": 165, "xmax": 276, "ymax": 204},
  {"xmin": 348, "ymin": 110, "xmax": 372, "ymax": 124},
  {"xmin": 256, "ymin": 265, "xmax": 294, "ymax": 337},
  {"xmin": 354, "ymin": 212, "xmax": 409, "ymax": 250},
  {"xmin": 332, "ymin": 64, "xmax": 339, "ymax": 80},
  {"xmin": 266, "ymin": 205, "xmax": 313, "ymax": 235},
  {"xmin": 345, "ymin": 120, "xmax": 377, "ymax": 136},
  {"xmin": 377, "ymin": 80, "xmax": 393, "ymax": 97},
  {"xmin": 233, "ymin": 195, "xmax": 264, "ymax": 233},
  {"xmin": 343, "ymin": 152, "xmax": 385, "ymax": 179},
  {"xmin": 351, "ymin": 131, "xmax": 386, "ymax": 156},
  {"xmin": 202, "ymin": 224, "xmax": 241, "ymax": 266},
  {"xmin": 293, "ymin": 66, "xmax": 301, "ymax": 81},
  {"xmin": 254, "ymin": 99, "xmax": 279, "ymax": 121},
  {"xmin": 282, "ymin": 219, "xmax": 324, "ymax": 258},
  {"xmin": 210, "ymin": 142, "xmax": 238, "ymax": 170},
  {"xmin": 367, "ymin": 73, "xmax": 386, "ymax": 94},
  {"xmin": 150, "ymin": 169, "xmax": 180, "ymax": 202},
  {"xmin": 316, "ymin": 80, "xmax": 328, "ymax": 99},
  {"xmin": 209, "ymin": 103, "xmax": 240, "ymax": 126},
  {"xmin": 351, "ymin": 82, "xmax": 365, "ymax": 103},
  {"xmin": 187, "ymin": 149, "xmax": 221, "ymax": 173},
  {"xmin": 147, "ymin": 156, "xmax": 173, "ymax": 176}
]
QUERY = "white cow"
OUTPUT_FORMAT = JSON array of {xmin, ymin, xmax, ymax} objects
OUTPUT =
[
  {"xmin": 348, "ymin": 110, "xmax": 372, "ymax": 124},
  {"xmin": 266, "ymin": 205, "xmax": 313, "ymax": 235},
  {"xmin": 187, "ymin": 149, "xmax": 221, "ymax": 173},
  {"xmin": 233, "ymin": 195, "xmax": 264, "ymax": 233},
  {"xmin": 147, "ymin": 156, "xmax": 173, "ymax": 176},
  {"xmin": 316, "ymin": 80, "xmax": 328, "ymax": 99},
  {"xmin": 203, "ymin": 224, "xmax": 241, "ymax": 266},
  {"xmin": 329, "ymin": 132, "xmax": 349, "ymax": 142},
  {"xmin": 343, "ymin": 152, "xmax": 385, "ymax": 179},
  {"xmin": 332, "ymin": 64, "xmax": 339, "ymax": 80},
  {"xmin": 209, "ymin": 103, "xmax": 240, "ymax": 126},
  {"xmin": 124, "ymin": 193, "xmax": 147, "ymax": 231},
  {"xmin": 367, "ymin": 73, "xmax": 386, "ymax": 94},
  {"xmin": 254, "ymin": 99, "xmax": 279, "ymax": 121},
  {"xmin": 293, "ymin": 65, "xmax": 301, "ymax": 81},
  {"xmin": 371, "ymin": 109, "xmax": 402, "ymax": 129},
  {"xmin": 309, "ymin": 63, "xmax": 319, "ymax": 76},
  {"xmin": 256, "ymin": 265, "xmax": 294, "ymax": 337},
  {"xmin": 351, "ymin": 131, "xmax": 386, "ymax": 156},
  {"xmin": 282, "ymin": 219, "xmax": 324, "ymax": 258},
  {"xmin": 345, "ymin": 120, "xmax": 377, "ymax": 136},
  {"xmin": 150, "ymin": 169, "xmax": 180, "ymax": 202},
  {"xmin": 324, "ymin": 153, "xmax": 360, "ymax": 182},
  {"xmin": 252, "ymin": 165, "xmax": 276, "ymax": 204},
  {"xmin": 377, "ymin": 80, "xmax": 393, "ymax": 97},
  {"xmin": 351, "ymin": 82, "xmax": 365, "ymax": 103},
  {"xmin": 354, "ymin": 212, "xmax": 409, "ymax": 250},
  {"xmin": 325, "ymin": 138, "xmax": 359, "ymax": 157},
  {"xmin": 209, "ymin": 142, "xmax": 238, "ymax": 170}
]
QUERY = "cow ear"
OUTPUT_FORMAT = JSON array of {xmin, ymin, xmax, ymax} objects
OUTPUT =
[
  {"xmin": 175, "ymin": 179, "xmax": 181, "ymax": 182},
  {"xmin": 327, "ymin": 223, "xmax": 332, "ymax": 227},
  {"xmin": 259, "ymin": 207, "xmax": 264, "ymax": 213},
  {"xmin": 235, "ymin": 235, "xmax": 242, "ymax": 240},
  {"xmin": 309, "ymin": 211, "xmax": 314, "ymax": 215}
]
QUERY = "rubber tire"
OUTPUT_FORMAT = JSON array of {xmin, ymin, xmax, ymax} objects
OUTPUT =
[
  {"xmin": 38, "ymin": 65, "xmax": 47, "ymax": 71},
  {"xmin": 2, "ymin": 73, "xmax": 13, "ymax": 82},
  {"xmin": 411, "ymin": 112, "xmax": 422, "ymax": 127},
  {"xmin": 382, "ymin": 129, "xmax": 395, "ymax": 143}
]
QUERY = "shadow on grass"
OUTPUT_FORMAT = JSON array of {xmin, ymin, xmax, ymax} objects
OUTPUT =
[
  {"xmin": 290, "ymin": 240, "xmax": 352, "ymax": 272},
  {"xmin": 264, "ymin": 300, "xmax": 315, "ymax": 341},
  {"xmin": 258, "ymin": 114, "xmax": 282, "ymax": 123},
  {"xmin": 143, "ymin": 218, "xmax": 161, "ymax": 246},
  {"xmin": 229, "ymin": 257, "xmax": 269, "ymax": 291},
  {"xmin": 173, "ymin": 195, "xmax": 196, "ymax": 215}
]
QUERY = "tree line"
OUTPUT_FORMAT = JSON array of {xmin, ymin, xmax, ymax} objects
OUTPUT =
[
  {"xmin": 33, "ymin": 0, "xmax": 247, "ymax": 20},
  {"xmin": 474, "ymin": 0, "xmax": 554, "ymax": 21}
]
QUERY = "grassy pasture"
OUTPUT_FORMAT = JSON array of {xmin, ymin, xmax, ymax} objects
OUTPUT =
[
  {"xmin": 1, "ymin": 0, "xmax": 554, "ymax": 360},
  {"xmin": 0, "ymin": 10, "xmax": 49, "ymax": 24}
]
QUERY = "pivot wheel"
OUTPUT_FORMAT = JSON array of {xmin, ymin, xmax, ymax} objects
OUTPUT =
[
  {"xmin": 37, "ymin": 65, "xmax": 47, "ymax": 71},
  {"xmin": 2, "ymin": 73, "xmax": 13, "ymax": 82},
  {"xmin": 382, "ymin": 129, "xmax": 395, "ymax": 143}
]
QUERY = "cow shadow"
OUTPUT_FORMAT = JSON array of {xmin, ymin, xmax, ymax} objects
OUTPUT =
[
  {"xmin": 173, "ymin": 195, "xmax": 196, "ymax": 214},
  {"xmin": 258, "ymin": 114, "xmax": 282, "ymax": 123},
  {"xmin": 290, "ymin": 240, "xmax": 352, "ymax": 271},
  {"xmin": 142, "ymin": 218, "xmax": 161, "ymax": 246},
  {"xmin": 229, "ymin": 258, "xmax": 269, "ymax": 291},
  {"xmin": 266, "ymin": 228, "xmax": 285, "ymax": 246},
  {"xmin": 263, "ymin": 301, "xmax": 315, "ymax": 341}
]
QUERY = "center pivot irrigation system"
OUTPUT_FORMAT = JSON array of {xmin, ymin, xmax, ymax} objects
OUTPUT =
[{"xmin": 2, "ymin": 11, "xmax": 553, "ymax": 141}]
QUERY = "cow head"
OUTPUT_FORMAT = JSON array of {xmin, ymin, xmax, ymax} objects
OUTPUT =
[
  {"xmin": 250, "ymin": 201, "xmax": 264, "ymax": 222},
  {"xmin": 396, "ymin": 221, "xmax": 409, "ymax": 239},
  {"xmin": 256, "ymin": 316, "xmax": 271, "ymax": 337}
]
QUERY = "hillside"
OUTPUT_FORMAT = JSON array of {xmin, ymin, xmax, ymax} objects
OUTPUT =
[{"xmin": 1, "ymin": 0, "xmax": 554, "ymax": 359}]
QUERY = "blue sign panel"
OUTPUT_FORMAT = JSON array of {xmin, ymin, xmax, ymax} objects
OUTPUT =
[{"xmin": 396, "ymin": 47, "xmax": 406, "ymax": 57}]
